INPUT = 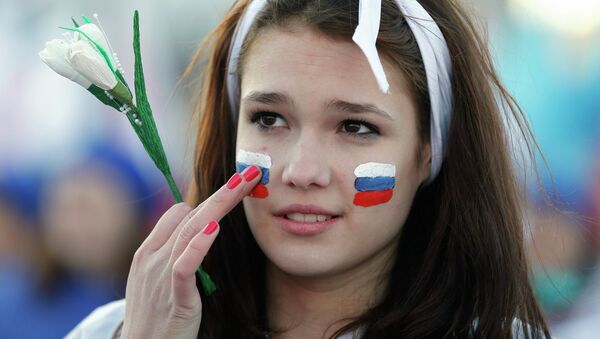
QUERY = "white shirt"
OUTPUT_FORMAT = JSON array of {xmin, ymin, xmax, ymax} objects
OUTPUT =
[{"xmin": 65, "ymin": 299, "xmax": 125, "ymax": 339}]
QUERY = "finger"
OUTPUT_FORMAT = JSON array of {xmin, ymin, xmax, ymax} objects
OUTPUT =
[
  {"xmin": 159, "ymin": 200, "xmax": 208, "ymax": 254},
  {"xmin": 139, "ymin": 203, "xmax": 192, "ymax": 251},
  {"xmin": 169, "ymin": 166, "xmax": 261, "ymax": 264},
  {"xmin": 172, "ymin": 220, "xmax": 219, "ymax": 306}
]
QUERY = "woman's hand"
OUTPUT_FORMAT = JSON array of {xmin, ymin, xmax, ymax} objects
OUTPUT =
[{"xmin": 120, "ymin": 166, "xmax": 262, "ymax": 339}]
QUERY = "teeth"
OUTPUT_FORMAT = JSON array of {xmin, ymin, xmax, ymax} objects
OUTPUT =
[{"xmin": 285, "ymin": 213, "xmax": 333, "ymax": 222}]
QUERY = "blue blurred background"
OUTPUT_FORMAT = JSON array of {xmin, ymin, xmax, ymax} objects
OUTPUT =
[{"xmin": 0, "ymin": 0, "xmax": 598, "ymax": 337}]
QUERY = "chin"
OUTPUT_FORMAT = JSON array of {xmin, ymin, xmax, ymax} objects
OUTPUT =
[{"xmin": 258, "ymin": 239, "xmax": 356, "ymax": 279}]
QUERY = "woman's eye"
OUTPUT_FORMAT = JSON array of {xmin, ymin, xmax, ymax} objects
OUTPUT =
[
  {"xmin": 340, "ymin": 120, "xmax": 379, "ymax": 138},
  {"xmin": 250, "ymin": 112, "xmax": 287, "ymax": 130}
]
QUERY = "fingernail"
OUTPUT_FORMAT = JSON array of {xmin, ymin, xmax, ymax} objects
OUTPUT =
[
  {"xmin": 226, "ymin": 173, "xmax": 242, "ymax": 189},
  {"xmin": 202, "ymin": 220, "xmax": 219, "ymax": 235},
  {"xmin": 241, "ymin": 165, "xmax": 261, "ymax": 182}
]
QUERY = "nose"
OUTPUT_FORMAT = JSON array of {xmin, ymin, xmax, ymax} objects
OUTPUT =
[{"xmin": 281, "ymin": 133, "xmax": 331, "ymax": 190}]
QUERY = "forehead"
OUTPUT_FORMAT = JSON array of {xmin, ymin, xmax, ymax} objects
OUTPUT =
[{"xmin": 240, "ymin": 23, "xmax": 415, "ymax": 114}]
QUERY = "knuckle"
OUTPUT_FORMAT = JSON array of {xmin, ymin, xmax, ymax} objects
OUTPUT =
[
  {"xmin": 205, "ymin": 187, "xmax": 241, "ymax": 212},
  {"xmin": 179, "ymin": 222, "xmax": 202, "ymax": 241},
  {"xmin": 171, "ymin": 261, "xmax": 188, "ymax": 282},
  {"xmin": 188, "ymin": 237, "xmax": 207, "ymax": 253},
  {"xmin": 132, "ymin": 247, "xmax": 148, "ymax": 265},
  {"xmin": 171, "ymin": 305, "xmax": 201, "ymax": 321},
  {"xmin": 130, "ymin": 248, "xmax": 155, "ymax": 277},
  {"xmin": 210, "ymin": 191, "xmax": 228, "ymax": 205},
  {"xmin": 173, "ymin": 202, "xmax": 193, "ymax": 216},
  {"xmin": 178, "ymin": 204, "xmax": 200, "ymax": 226}
]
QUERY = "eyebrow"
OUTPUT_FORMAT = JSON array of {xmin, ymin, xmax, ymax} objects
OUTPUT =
[
  {"xmin": 242, "ymin": 91, "xmax": 293, "ymax": 106},
  {"xmin": 242, "ymin": 91, "xmax": 394, "ymax": 121},
  {"xmin": 326, "ymin": 99, "xmax": 394, "ymax": 121}
]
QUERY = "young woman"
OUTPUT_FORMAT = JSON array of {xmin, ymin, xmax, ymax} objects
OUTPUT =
[{"xmin": 67, "ymin": 0, "xmax": 553, "ymax": 338}]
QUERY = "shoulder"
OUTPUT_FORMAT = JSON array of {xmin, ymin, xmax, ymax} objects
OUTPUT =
[{"xmin": 64, "ymin": 299, "xmax": 125, "ymax": 339}]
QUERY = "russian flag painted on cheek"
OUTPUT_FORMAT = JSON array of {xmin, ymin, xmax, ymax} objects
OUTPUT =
[
  {"xmin": 353, "ymin": 162, "xmax": 396, "ymax": 207},
  {"xmin": 236, "ymin": 149, "xmax": 271, "ymax": 198}
]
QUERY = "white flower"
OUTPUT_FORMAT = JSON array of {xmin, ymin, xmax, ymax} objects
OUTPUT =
[
  {"xmin": 40, "ymin": 17, "xmax": 122, "ymax": 92},
  {"xmin": 39, "ymin": 39, "xmax": 92, "ymax": 88},
  {"xmin": 67, "ymin": 40, "xmax": 118, "ymax": 91}
]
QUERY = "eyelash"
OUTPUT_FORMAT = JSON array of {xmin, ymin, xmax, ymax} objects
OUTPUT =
[{"xmin": 248, "ymin": 111, "xmax": 380, "ymax": 139}]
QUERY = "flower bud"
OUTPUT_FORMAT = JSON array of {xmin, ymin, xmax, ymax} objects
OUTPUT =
[{"xmin": 39, "ymin": 39, "xmax": 92, "ymax": 88}]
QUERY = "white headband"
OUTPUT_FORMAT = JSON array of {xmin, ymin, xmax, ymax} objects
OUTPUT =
[{"xmin": 226, "ymin": 0, "xmax": 453, "ymax": 184}]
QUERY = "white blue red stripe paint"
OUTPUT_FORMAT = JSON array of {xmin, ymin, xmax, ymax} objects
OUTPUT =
[
  {"xmin": 353, "ymin": 162, "xmax": 395, "ymax": 207},
  {"xmin": 236, "ymin": 149, "xmax": 271, "ymax": 198}
]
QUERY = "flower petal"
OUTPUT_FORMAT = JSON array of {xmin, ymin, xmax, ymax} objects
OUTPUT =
[
  {"xmin": 76, "ymin": 23, "xmax": 117, "ymax": 70},
  {"xmin": 39, "ymin": 39, "xmax": 92, "ymax": 88},
  {"xmin": 67, "ymin": 40, "xmax": 117, "ymax": 90}
]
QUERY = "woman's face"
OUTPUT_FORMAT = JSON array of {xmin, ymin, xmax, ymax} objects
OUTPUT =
[{"xmin": 236, "ymin": 23, "xmax": 430, "ymax": 279}]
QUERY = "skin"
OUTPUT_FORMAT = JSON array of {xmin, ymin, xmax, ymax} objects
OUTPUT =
[
  {"xmin": 236, "ymin": 23, "xmax": 431, "ymax": 338},
  {"xmin": 121, "ymin": 22, "xmax": 430, "ymax": 339}
]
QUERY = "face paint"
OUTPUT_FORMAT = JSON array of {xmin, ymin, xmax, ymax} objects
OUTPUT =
[
  {"xmin": 353, "ymin": 162, "xmax": 396, "ymax": 207},
  {"xmin": 236, "ymin": 149, "xmax": 271, "ymax": 198}
]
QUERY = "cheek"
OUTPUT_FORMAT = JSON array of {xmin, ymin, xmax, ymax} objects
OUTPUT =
[
  {"xmin": 352, "ymin": 162, "xmax": 396, "ymax": 207},
  {"xmin": 235, "ymin": 148, "xmax": 272, "ymax": 198},
  {"xmin": 347, "ymin": 171, "xmax": 414, "ymax": 241}
]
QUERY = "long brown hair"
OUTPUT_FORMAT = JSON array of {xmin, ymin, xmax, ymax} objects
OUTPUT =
[{"xmin": 181, "ymin": 0, "xmax": 552, "ymax": 337}]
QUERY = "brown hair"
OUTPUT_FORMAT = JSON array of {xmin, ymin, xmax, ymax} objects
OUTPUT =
[{"xmin": 181, "ymin": 0, "xmax": 552, "ymax": 337}]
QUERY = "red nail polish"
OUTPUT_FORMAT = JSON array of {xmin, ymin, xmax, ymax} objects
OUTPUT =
[
  {"xmin": 202, "ymin": 220, "xmax": 219, "ymax": 235},
  {"xmin": 242, "ymin": 165, "xmax": 260, "ymax": 181},
  {"xmin": 226, "ymin": 173, "xmax": 242, "ymax": 189}
]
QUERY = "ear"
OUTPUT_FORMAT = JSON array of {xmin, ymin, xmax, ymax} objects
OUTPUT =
[{"xmin": 418, "ymin": 142, "xmax": 432, "ymax": 185}]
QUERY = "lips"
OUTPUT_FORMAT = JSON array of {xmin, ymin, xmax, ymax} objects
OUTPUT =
[
  {"xmin": 274, "ymin": 204, "xmax": 341, "ymax": 219},
  {"xmin": 273, "ymin": 204, "xmax": 342, "ymax": 236}
]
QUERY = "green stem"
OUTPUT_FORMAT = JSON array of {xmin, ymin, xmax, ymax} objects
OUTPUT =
[
  {"xmin": 165, "ymin": 172, "xmax": 183, "ymax": 203},
  {"xmin": 197, "ymin": 267, "xmax": 217, "ymax": 295}
]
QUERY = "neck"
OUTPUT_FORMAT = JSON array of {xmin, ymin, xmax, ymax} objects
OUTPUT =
[{"xmin": 266, "ymin": 241, "xmax": 397, "ymax": 339}]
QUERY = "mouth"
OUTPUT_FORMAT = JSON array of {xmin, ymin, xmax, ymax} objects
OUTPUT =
[
  {"xmin": 273, "ymin": 204, "xmax": 342, "ymax": 236},
  {"xmin": 283, "ymin": 213, "xmax": 337, "ymax": 223}
]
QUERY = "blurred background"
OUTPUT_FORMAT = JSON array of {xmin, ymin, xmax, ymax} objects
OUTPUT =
[{"xmin": 0, "ymin": 0, "xmax": 598, "ymax": 337}]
